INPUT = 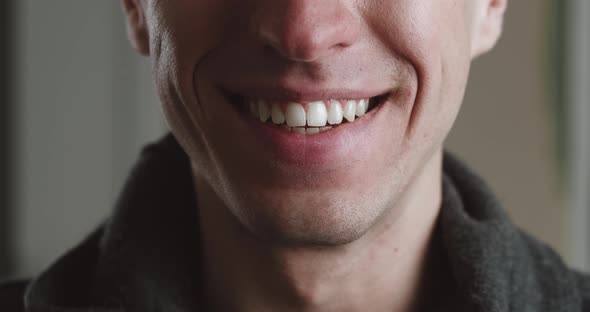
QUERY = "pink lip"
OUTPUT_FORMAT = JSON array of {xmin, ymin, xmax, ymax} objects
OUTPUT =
[
  {"xmin": 223, "ymin": 84, "xmax": 390, "ymax": 103},
  {"xmin": 230, "ymin": 94, "xmax": 390, "ymax": 167}
]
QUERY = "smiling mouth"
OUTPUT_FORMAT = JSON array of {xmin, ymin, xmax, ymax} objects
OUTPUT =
[{"xmin": 223, "ymin": 91, "xmax": 389, "ymax": 135}]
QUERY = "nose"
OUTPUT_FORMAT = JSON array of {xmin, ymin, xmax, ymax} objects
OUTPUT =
[{"xmin": 252, "ymin": 0, "xmax": 361, "ymax": 62}]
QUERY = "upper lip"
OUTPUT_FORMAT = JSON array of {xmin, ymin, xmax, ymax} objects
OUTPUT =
[{"xmin": 221, "ymin": 84, "xmax": 392, "ymax": 102}]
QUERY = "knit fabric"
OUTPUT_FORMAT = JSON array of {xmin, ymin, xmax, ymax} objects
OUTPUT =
[{"xmin": 1, "ymin": 133, "xmax": 589, "ymax": 311}]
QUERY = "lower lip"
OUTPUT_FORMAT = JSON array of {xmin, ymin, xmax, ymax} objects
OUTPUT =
[{"xmin": 232, "ymin": 98, "xmax": 390, "ymax": 167}]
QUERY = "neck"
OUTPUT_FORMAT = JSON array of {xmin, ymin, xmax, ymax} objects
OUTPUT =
[{"xmin": 195, "ymin": 151, "xmax": 444, "ymax": 312}]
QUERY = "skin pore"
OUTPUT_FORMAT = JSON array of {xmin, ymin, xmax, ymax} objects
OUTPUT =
[{"xmin": 122, "ymin": 0, "xmax": 507, "ymax": 311}]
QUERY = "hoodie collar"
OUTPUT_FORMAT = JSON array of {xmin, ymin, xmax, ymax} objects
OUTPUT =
[{"xmin": 24, "ymin": 134, "xmax": 583, "ymax": 311}]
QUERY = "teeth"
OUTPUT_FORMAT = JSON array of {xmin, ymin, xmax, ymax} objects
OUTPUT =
[
  {"xmin": 292, "ymin": 127, "xmax": 306, "ymax": 134},
  {"xmin": 328, "ymin": 101, "xmax": 344, "ymax": 125},
  {"xmin": 247, "ymin": 97, "xmax": 374, "ymax": 134},
  {"xmin": 258, "ymin": 101, "xmax": 271, "ymax": 122},
  {"xmin": 306, "ymin": 101, "xmax": 328, "ymax": 127},
  {"xmin": 271, "ymin": 103, "xmax": 285, "ymax": 124},
  {"xmin": 343, "ymin": 100, "xmax": 356, "ymax": 122},
  {"xmin": 285, "ymin": 102, "xmax": 306, "ymax": 127},
  {"xmin": 249, "ymin": 101, "xmax": 258, "ymax": 118},
  {"xmin": 356, "ymin": 99, "xmax": 367, "ymax": 117}
]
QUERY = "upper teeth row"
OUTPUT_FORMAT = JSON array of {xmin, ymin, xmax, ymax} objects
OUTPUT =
[{"xmin": 248, "ymin": 99, "xmax": 369, "ymax": 127}]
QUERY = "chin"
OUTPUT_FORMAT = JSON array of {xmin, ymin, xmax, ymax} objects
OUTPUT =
[{"xmin": 225, "ymin": 182, "xmax": 398, "ymax": 247}]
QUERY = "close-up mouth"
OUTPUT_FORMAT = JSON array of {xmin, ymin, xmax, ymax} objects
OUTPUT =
[{"xmin": 222, "ymin": 90, "xmax": 390, "ymax": 135}]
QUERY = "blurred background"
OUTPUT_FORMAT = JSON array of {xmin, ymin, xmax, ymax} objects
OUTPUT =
[{"xmin": 0, "ymin": 1, "xmax": 589, "ymax": 280}]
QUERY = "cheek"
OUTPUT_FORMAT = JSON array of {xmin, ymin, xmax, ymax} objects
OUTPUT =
[
  {"xmin": 370, "ymin": 0, "xmax": 472, "ymax": 140},
  {"xmin": 148, "ymin": 0, "xmax": 230, "ymax": 101},
  {"xmin": 146, "ymin": 0, "xmax": 231, "ymax": 157}
]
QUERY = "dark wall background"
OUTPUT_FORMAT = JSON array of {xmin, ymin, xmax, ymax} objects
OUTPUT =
[{"xmin": 1, "ymin": 0, "xmax": 15, "ymax": 278}]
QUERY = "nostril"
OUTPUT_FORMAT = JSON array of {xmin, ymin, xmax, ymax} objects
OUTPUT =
[
  {"xmin": 252, "ymin": 1, "xmax": 361, "ymax": 63},
  {"xmin": 258, "ymin": 23, "xmax": 333, "ymax": 62}
]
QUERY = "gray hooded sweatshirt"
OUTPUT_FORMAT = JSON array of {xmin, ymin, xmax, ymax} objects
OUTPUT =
[{"xmin": 1, "ymin": 134, "xmax": 589, "ymax": 311}]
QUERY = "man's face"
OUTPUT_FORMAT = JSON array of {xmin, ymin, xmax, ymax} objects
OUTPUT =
[{"xmin": 124, "ymin": 0, "xmax": 505, "ymax": 245}]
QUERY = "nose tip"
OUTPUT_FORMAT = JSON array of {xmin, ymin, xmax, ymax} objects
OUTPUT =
[{"xmin": 254, "ymin": 1, "xmax": 360, "ymax": 62}]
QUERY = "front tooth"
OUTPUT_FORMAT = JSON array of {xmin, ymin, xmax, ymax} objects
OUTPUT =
[
  {"xmin": 328, "ymin": 101, "xmax": 344, "ymax": 125},
  {"xmin": 307, "ymin": 101, "xmax": 328, "ymax": 127},
  {"xmin": 319, "ymin": 126, "xmax": 333, "ymax": 133},
  {"xmin": 249, "ymin": 101, "xmax": 258, "ymax": 118},
  {"xmin": 292, "ymin": 127, "xmax": 306, "ymax": 134},
  {"xmin": 306, "ymin": 128, "xmax": 320, "ymax": 135},
  {"xmin": 271, "ymin": 103, "xmax": 285, "ymax": 124},
  {"xmin": 258, "ymin": 101, "xmax": 271, "ymax": 122},
  {"xmin": 343, "ymin": 100, "xmax": 356, "ymax": 122},
  {"xmin": 285, "ymin": 102, "xmax": 306, "ymax": 127},
  {"xmin": 356, "ymin": 99, "xmax": 368, "ymax": 117}
]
